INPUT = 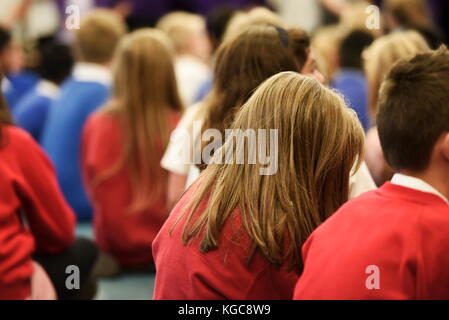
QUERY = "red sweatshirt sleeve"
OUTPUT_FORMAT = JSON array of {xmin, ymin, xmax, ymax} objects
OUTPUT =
[{"xmin": 13, "ymin": 128, "xmax": 76, "ymax": 254}]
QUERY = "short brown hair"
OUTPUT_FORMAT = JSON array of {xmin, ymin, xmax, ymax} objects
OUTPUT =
[
  {"xmin": 377, "ymin": 45, "xmax": 449, "ymax": 171},
  {"xmin": 75, "ymin": 9, "xmax": 127, "ymax": 64}
]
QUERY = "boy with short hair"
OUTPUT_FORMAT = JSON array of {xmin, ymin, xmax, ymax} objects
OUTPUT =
[
  {"xmin": 294, "ymin": 46, "xmax": 449, "ymax": 300},
  {"xmin": 41, "ymin": 9, "xmax": 126, "ymax": 221},
  {"xmin": 13, "ymin": 41, "xmax": 74, "ymax": 142},
  {"xmin": 332, "ymin": 30, "xmax": 374, "ymax": 132}
]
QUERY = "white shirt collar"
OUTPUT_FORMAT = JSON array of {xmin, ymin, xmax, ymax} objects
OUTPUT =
[
  {"xmin": 72, "ymin": 62, "xmax": 112, "ymax": 86},
  {"xmin": 391, "ymin": 173, "xmax": 449, "ymax": 204},
  {"xmin": 36, "ymin": 80, "xmax": 60, "ymax": 99},
  {"xmin": 1, "ymin": 78, "xmax": 11, "ymax": 92}
]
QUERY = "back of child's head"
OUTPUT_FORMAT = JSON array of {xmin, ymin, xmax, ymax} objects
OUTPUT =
[
  {"xmin": 37, "ymin": 41, "xmax": 74, "ymax": 85},
  {"xmin": 113, "ymin": 28, "xmax": 182, "ymax": 113},
  {"xmin": 99, "ymin": 28, "xmax": 183, "ymax": 213},
  {"xmin": 203, "ymin": 25, "xmax": 310, "ymax": 135},
  {"xmin": 206, "ymin": 5, "xmax": 238, "ymax": 50},
  {"xmin": 156, "ymin": 11, "xmax": 210, "ymax": 60},
  {"xmin": 377, "ymin": 46, "xmax": 449, "ymax": 172},
  {"xmin": 223, "ymin": 7, "xmax": 285, "ymax": 41},
  {"xmin": 75, "ymin": 9, "xmax": 127, "ymax": 64},
  {"xmin": 339, "ymin": 30, "xmax": 374, "ymax": 70},
  {"xmin": 384, "ymin": 0, "xmax": 431, "ymax": 30},
  {"xmin": 364, "ymin": 30, "xmax": 430, "ymax": 117},
  {"xmin": 0, "ymin": 27, "xmax": 11, "ymax": 53}
]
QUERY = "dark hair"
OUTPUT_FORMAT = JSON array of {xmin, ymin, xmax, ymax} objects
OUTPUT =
[
  {"xmin": 377, "ymin": 45, "xmax": 449, "ymax": 171},
  {"xmin": 206, "ymin": 5, "xmax": 237, "ymax": 48},
  {"xmin": 339, "ymin": 30, "xmax": 374, "ymax": 70},
  {"xmin": 37, "ymin": 41, "xmax": 74, "ymax": 85},
  {"xmin": 0, "ymin": 27, "xmax": 11, "ymax": 53}
]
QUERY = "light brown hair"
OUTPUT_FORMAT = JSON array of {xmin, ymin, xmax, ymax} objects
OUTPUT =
[
  {"xmin": 156, "ymin": 11, "xmax": 206, "ymax": 54},
  {"xmin": 94, "ymin": 29, "xmax": 184, "ymax": 213},
  {"xmin": 75, "ymin": 9, "xmax": 127, "ymax": 64},
  {"xmin": 176, "ymin": 72, "xmax": 365, "ymax": 272},
  {"xmin": 364, "ymin": 30, "xmax": 429, "ymax": 118},
  {"xmin": 378, "ymin": 45, "xmax": 449, "ymax": 171},
  {"xmin": 384, "ymin": 0, "xmax": 432, "ymax": 30},
  {"xmin": 200, "ymin": 25, "xmax": 310, "ymax": 163}
]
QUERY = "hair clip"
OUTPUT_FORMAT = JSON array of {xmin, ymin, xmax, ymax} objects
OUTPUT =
[{"xmin": 275, "ymin": 26, "xmax": 289, "ymax": 48}]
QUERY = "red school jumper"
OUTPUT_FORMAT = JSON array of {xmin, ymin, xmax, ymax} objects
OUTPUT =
[
  {"xmin": 82, "ymin": 111, "xmax": 180, "ymax": 267},
  {"xmin": 152, "ymin": 182, "xmax": 298, "ymax": 300},
  {"xmin": 0, "ymin": 126, "xmax": 75, "ymax": 300},
  {"xmin": 294, "ymin": 183, "xmax": 449, "ymax": 300}
]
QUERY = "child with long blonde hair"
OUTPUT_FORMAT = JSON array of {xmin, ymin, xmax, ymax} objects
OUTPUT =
[
  {"xmin": 82, "ymin": 29, "xmax": 183, "ymax": 270},
  {"xmin": 153, "ymin": 71, "xmax": 365, "ymax": 299},
  {"xmin": 162, "ymin": 25, "xmax": 374, "ymax": 209}
]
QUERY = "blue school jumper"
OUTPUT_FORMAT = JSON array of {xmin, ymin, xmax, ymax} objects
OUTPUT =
[
  {"xmin": 13, "ymin": 80, "xmax": 60, "ymax": 142},
  {"xmin": 41, "ymin": 63, "xmax": 111, "ymax": 221},
  {"xmin": 4, "ymin": 71, "xmax": 40, "ymax": 111},
  {"xmin": 331, "ymin": 69, "xmax": 371, "ymax": 132}
]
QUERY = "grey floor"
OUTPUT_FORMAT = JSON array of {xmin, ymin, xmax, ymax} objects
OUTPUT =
[{"xmin": 76, "ymin": 223, "xmax": 155, "ymax": 300}]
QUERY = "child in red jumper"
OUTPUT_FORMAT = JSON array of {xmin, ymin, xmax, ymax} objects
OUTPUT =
[
  {"xmin": 82, "ymin": 29, "xmax": 182, "ymax": 270},
  {"xmin": 152, "ymin": 72, "xmax": 364, "ymax": 299},
  {"xmin": 294, "ymin": 46, "xmax": 449, "ymax": 300},
  {"xmin": 0, "ymin": 70, "xmax": 97, "ymax": 300}
]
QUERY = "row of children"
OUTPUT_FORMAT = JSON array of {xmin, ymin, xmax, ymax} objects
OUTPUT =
[{"xmin": 0, "ymin": 1, "xmax": 447, "ymax": 299}]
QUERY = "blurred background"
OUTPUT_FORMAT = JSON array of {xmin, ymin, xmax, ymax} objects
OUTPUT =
[{"xmin": 1, "ymin": 0, "xmax": 447, "ymax": 300}]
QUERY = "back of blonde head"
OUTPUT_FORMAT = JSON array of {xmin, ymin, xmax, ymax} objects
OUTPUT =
[
  {"xmin": 223, "ymin": 7, "xmax": 285, "ymax": 41},
  {"xmin": 364, "ymin": 30, "xmax": 430, "ymax": 118},
  {"xmin": 156, "ymin": 11, "xmax": 207, "ymax": 55},
  {"xmin": 177, "ymin": 72, "xmax": 365, "ymax": 272},
  {"xmin": 75, "ymin": 9, "xmax": 127, "ymax": 64}
]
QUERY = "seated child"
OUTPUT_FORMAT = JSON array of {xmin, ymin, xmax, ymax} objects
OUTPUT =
[
  {"xmin": 153, "ymin": 71, "xmax": 364, "ymax": 299},
  {"xmin": 332, "ymin": 30, "xmax": 373, "ymax": 132},
  {"xmin": 0, "ymin": 27, "xmax": 39, "ymax": 110},
  {"xmin": 13, "ymin": 41, "xmax": 74, "ymax": 142},
  {"xmin": 294, "ymin": 46, "xmax": 449, "ymax": 300},
  {"xmin": 156, "ymin": 11, "xmax": 211, "ymax": 107},
  {"xmin": 0, "ymin": 74, "xmax": 97, "ymax": 300},
  {"xmin": 41, "ymin": 9, "xmax": 126, "ymax": 221},
  {"xmin": 82, "ymin": 29, "xmax": 182, "ymax": 270}
]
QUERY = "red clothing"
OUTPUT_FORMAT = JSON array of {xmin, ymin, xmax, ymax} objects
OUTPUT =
[
  {"xmin": 0, "ymin": 126, "xmax": 75, "ymax": 300},
  {"xmin": 82, "ymin": 111, "xmax": 179, "ymax": 267},
  {"xmin": 294, "ymin": 183, "xmax": 449, "ymax": 300},
  {"xmin": 152, "ymin": 182, "xmax": 298, "ymax": 300}
]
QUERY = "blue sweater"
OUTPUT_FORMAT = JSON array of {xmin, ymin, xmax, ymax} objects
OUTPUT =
[
  {"xmin": 13, "ymin": 83, "xmax": 58, "ymax": 142},
  {"xmin": 4, "ymin": 71, "xmax": 40, "ymax": 111},
  {"xmin": 41, "ymin": 78, "xmax": 110, "ymax": 220},
  {"xmin": 331, "ymin": 69, "xmax": 371, "ymax": 132}
]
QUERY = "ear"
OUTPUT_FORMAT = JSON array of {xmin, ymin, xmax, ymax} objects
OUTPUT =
[{"xmin": 441, "ymin": 132, "xmax": 449, "ymax": 162}]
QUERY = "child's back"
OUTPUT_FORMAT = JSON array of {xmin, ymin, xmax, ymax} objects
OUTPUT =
[
  {"xmin": 83, "ymin": 110, "xmax": 179, "ymax": 267},
  {"xmin": 0, "ymin": 125, "xmax": 75, "ymax": 299},
  {"xmin": 41, "ymin": 66, "xmax": 111, "ymax": 220}
]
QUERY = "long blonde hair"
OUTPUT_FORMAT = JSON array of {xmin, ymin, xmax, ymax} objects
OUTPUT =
[
  {"xmin": 200, "ymin": 26, "xmax": 310, "ymax": 165},
  {"xmin": 95, "ymin": 29, "xmax": 184, "ymax": 213},
  {"xmin": 176, "ymin": 72, "xmax": 365, "ymax": 272},
  {"xmin": 364, "ymin": 30, "xmax": 429, "ymax": 118}
]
